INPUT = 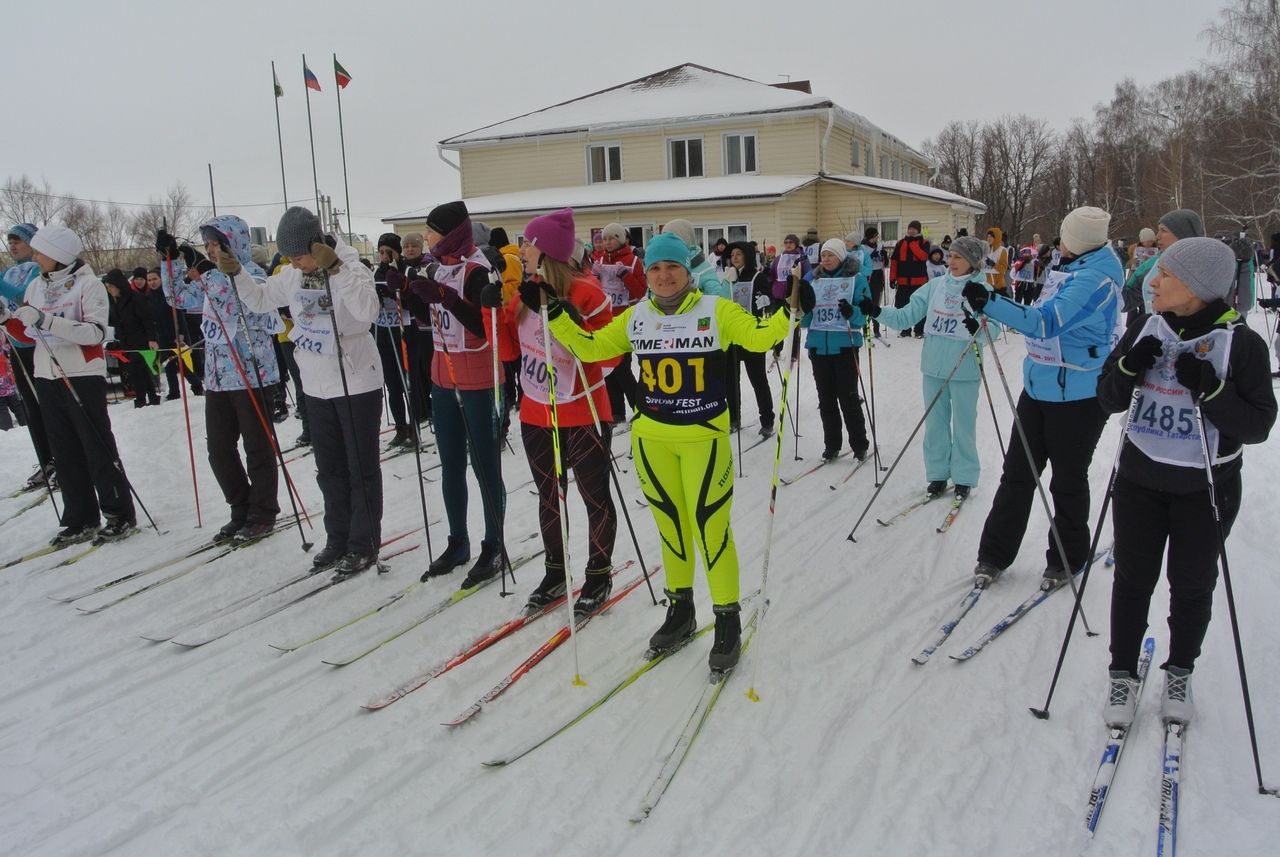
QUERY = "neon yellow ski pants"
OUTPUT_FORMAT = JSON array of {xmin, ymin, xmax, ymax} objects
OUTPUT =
[{"xmin": 632, "ymin": 433, "xmax": 739, "ymax": 605}]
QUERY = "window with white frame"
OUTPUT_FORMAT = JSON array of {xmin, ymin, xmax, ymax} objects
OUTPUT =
[
  {"xmin": 587, "ymin": 143, "xmax": 622, "ymax": 183},
  {"xmin": 879, "ymin": 155, "xmax": 888, "ymax": 179},
  {"xmin": 689, "ymin": 223, "xmax": 750, "ymax": 255},
  {"xmin": 668, "ymin": 137, "xmax": 704, "ymax": 179},
  {"xmin": 723, "ymin": 133, "xmax": 758, "ymax": 175},
  {"xmin": 862, "ymin": 218, "xmax": 900, "ymax": 243},
  {"xmin": 891, "ymin": 160, "xmax": 900, "ymax": 181},
  {"xmin": 624, "ymin": 224, "xmax": 655, "ymax": 248},
  {"xmin": 850, "ymin": 138, "xmax": 861, "ymax": 168}
]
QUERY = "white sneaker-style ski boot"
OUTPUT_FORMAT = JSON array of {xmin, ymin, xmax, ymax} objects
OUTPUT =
[
  {"xmin": 1159, "ymin": 666, "xmax": 1195, "ymax": 724},
  {"xmin": 1103, "ymin": 670, "xmax": 1139, "ymax": 728}
]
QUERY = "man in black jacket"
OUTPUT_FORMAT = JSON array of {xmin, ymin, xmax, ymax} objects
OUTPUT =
[{"xmin": 104, "ymin": 269, "xmax": 160, "ymax": 407}]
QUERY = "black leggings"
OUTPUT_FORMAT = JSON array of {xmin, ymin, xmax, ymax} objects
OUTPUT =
[{"xmin": 521, "ymin": 421, "xmax": 616, "ymax": 569}]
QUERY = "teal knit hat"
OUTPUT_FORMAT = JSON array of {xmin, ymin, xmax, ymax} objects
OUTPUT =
[{"xmin": 642, "ymin": 233, "xmax": 692, "ymax": 273}]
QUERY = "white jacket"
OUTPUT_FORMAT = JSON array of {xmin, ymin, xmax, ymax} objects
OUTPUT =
[
  {"xmin": 23, "ymin": 262, "xmax": 109, "ymax": 380},
  {"xmin": 236, "ymin": 238, "xmax": 382, "ymax": 400}
]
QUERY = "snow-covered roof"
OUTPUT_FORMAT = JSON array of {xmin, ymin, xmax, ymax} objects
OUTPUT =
[
  {"xmin": 440, "ymin": 64, "xmax": 921, "ymax": 159},
  {"xmin": 824, "ymin": 174, "xmax": 987, "ymax": 213},
  {"xmin": 383, "ymin": 175, "xmax": 820, "ymax": 222}
]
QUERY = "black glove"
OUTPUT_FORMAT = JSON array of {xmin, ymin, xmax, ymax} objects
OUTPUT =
[
  {"xmin": 1120, "ymin": 335, "xmax": 1162, "ymax": 376},
  {"xmin": 858, "ymin": 298, "xmax": 880, "ymax": 318},
  {"xmin": 962, "ymin": 281, "xmax": 990, "ymax": 312},
  {"xmin": 480, "ymin": 281, "xmax": 504, "ymax": 308},
  {"xmin": 155, "ymin": 229, "xmax": 180, "ymax": 259},
  {"xmin": 1174, "ymin": 352, "xmax": 1221, "ymax": 401},
  {"xmin": 375, "ymin": 281, "xmax": 392, "ymax": 300},
  {"xmin": 178, "ymin": 244, "xmax": 200, "ymax": 268},
  {"xmin": 798, "ymin": 281, "xmax": 816, "ymax": 315},
  {"xmin": 193, "ymin": 258, "xmax": 216, "ymax": 276},
  {"xmin": 963, "ymin": 315, "xmax": 979, "ymax": 335},
  {"xmin": 519, "ymin": 280, "xmax": 579, "ymax": 323},
  {"xmin": 1257, "ymin": 297, "xmax": 1280, "ymax": 309},
  {"xmin": 837, "ymin": 299, "xmax": 854, "ymax": 320}
]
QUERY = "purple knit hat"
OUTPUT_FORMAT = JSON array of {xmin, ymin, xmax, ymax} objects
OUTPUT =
[{"xmin": 523, "ymin": 208, "xmax": 576, "ymax": 264}]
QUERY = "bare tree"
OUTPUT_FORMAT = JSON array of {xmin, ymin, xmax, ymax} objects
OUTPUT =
[{"xmin": 129, "ymin": 183, "xmax": 209, "ymax": 247}]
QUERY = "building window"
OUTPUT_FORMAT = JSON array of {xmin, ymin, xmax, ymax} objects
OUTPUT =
[
  {"xmin": 891, "ymin": 160, "xmax": 900, "ymax": 181},
  {"xmin": 689, "ymin": 223, "xmax": 750, "ymax": 255},
  {"xmin": 723, "ymin": 133, "xmax": 758, "ymax": 175},
  {"xmin": 587, "ymin": 143, "xmax": 622, "ymax": 183},
  {"xmin": 668, "ymin": 137, "xmax": 704, "ymax": 179},
  {"xmin": 850, "ymin": 138, "xmax": 861, "ymax": 168},
  {"xmin": 862, "ymin": 218, "xmax": 900, "ymax": 243},
  {"xmin": 624, "ymin": 224, "xmax": 655, "ymax": 248},
  {"xmin": 879, "ymin": 155, "xmax": 888, "ymax": 179}
]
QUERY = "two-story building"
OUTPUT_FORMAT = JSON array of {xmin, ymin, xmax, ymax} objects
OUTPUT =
[{"xmin": 383, "ymin": 63, "xmax": 985, "ymax": 253}]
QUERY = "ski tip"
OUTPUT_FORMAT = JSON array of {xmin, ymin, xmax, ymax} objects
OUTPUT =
[
  {"xmin": 948, "ymin": 653, "xmax": 973, "ymax": 662},
  {"xmin": 910, "ymin": 657, "xmax": 928, "ymax": 666},
  {"xmin": 1029, "ymin": 707, "xmax": 1050, "ymax": 720}
]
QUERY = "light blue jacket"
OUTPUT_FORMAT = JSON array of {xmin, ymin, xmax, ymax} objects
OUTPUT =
[
  {"xmin": 878, "ymin": 272, "xmax": 995, "ymax": 383},
  {"xmin": 691, "ymin": 255, "xmax": 729, "ymax": 299},
  {"xmin": 1, "ymin": 260, "xmax": 40, "ymax": 348},
  {"xmin": 981, "ymin": 244, "xmax": 1123, "ymax": 401},
  {"xmin": 160, "ymin": 215, "xmax": 280, "ymax": 392},
  {"xmin": 800, "ymin": 256, "xmax": 871, "ymax": 353}
]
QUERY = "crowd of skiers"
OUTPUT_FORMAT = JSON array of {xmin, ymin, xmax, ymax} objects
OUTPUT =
[{"xmin": 1, "ymin": 199, "xmax": 1276, "ymax": 715}]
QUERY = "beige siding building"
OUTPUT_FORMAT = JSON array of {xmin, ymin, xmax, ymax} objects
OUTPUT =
[{"xmin": 384, "ymin": 64, "xmax": 984, "ymax": 253}]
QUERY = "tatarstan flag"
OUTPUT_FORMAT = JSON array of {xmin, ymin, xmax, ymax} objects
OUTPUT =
[
  {"xmin": 334, "ymin": 57, "xmax": 352, "ymax": 89},
  {"xmin": 273, "ymin": 67, "xmax": 283, "ymax": 98}
]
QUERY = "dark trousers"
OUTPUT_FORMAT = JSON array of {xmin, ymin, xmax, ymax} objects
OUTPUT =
[
  {"xmin": 0, "ymin": 393, "xmax": 27, "ymax": 429},
  {"xmin": 977, "ymin": 392, "xmax": 1109, "ymax": 572},
  {"xmin": 433, "ymin": 384, "xmax": 505, "ymax": 545},
  {"xmin": 308, "ymin": 389, "xmax": 383, "ymax": 555},
  {"xmin": 868, "ymin": 270, "xmax": 885, "ymax": 335},
  {"xmin": 125, "ymin": 355, "xmax": 156, "ymax": 405},
  {"xmin": 205, "ymin": 389, "xmax": 280, "ymax": 526},
  {"xmin": 521, "ymin": 422, "xmax": 617, "ymax": 568},
  {"xmin": 36, "ymin": 375, "xmax": 133, "ymax": 527},
  {"xmin": 810, "ymin": 348, "xmax": 867, "ymax": 453},
  {"xmin": 13, "ymin": 345, "xmax": 53, "ymax": 468},
  {"xmin": 375, "ymin": 325, "xmax": 411, "ymax": 429},
  {"xmin": 894, "ymin": 284, "xmax": 925, "ymax": 335},
  {"xmin": 409, "ymin": 327, "xmax": 434, "ymax": 421},
  {"xmin": 1109, "ymin": 472, "xmax": 1240, "ymax": 674},
  {"xmin": 728, "ymin": 346, "xmax": 774, "ymax": 427},
  {"xmin": 605, "ymin": 352, "xmax": 637, "ymax": 421}
]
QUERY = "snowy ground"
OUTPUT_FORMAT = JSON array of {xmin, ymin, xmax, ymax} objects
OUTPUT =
[{"xmin": 2, "ymin": 313, "xmax": 1278, "ymax": 857}]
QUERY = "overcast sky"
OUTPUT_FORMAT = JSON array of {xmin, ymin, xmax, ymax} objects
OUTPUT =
[{"xmin": 6, "ymin": 0, "xmax": 1228, "ymax": 244}]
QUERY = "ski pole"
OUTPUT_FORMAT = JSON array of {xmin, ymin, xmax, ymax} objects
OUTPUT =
[
  {"xmin": 965, "ymin": 309, "xmax": 1006, "ymax": 460},
  {"xmin": 3, "ymin": 331, "xmax": 61, "ymax": 522},
  {"xmin": 193, "ymin": 263, "xmax": 313, "ymax": 551},
  {"xmin": 843, "ymin": 329, "xmax": 981, "ymax": 543},
  {"xmin": 849, "ymin": 320, "xmax": 882, "ymax": 482},
  {"xmin": 732, "ymin": 347, "xmax": 743, "ymax": 478},
  {"xmin": 864, "ymin": 315, "xmax": 887, "ymax": 473},
  {"xmin": 1029, "ymin": 387, "xmax": 1137, "ymax": 720},
  {"xmin": 979, "ymin": 319, "xmax": 1095, "ymax": 635},
  {"xmin": 747, "ymin": 267, "xmax": 804, "ymax": 703},
  {"xmin": 793, "ymin": 338, "xmax": 802, "ymax": 461},
  {"xmin": 1192, "ymin": 403, "xmax": 1277, "ymax": 796},
  {"xmin": 538, "ymin": 293, "xmax": 585, "ymax": 686},
  {"xmin": 574, "ymin": 360, "xmax": 658, "ymax": 606},
  {"xmin": 161, "ymin": 229, "xmax": 202, "ymax": 528},
  {"xmin": 28, "ymin": 323, "xmax": 162, "ymax": 536},
  {"xmin": 388, "ymin": 282, "xmax": 434, "ymax": 564}
]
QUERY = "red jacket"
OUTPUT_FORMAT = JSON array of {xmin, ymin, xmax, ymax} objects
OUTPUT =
[
  {"xmin": 889, "ymin": 236, "xmax": 931, "ymax": 287},
  {"xmin": 484, "ymin": 273, "xmax": 618, "ymax": 428},
  {"xmin": 590, "ymin": 244, "xmax": 647, "ymax": 302}
]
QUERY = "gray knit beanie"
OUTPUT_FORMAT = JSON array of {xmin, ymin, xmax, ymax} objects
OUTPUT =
[
  {"xmin": 1157, "ymin": 209, "xmax": 1205, "ymax": 241},
  {"xmin": 276, "ymin": 207, "xmax": 323, "ymax": 257},
  {"xmin": 950, "ymin": 236, "xmax": 987, "ymax": 275},
  {"xmin": 471, "ymin": 221, "xmax": 492, "ymax": 248},
  {"xmin": 1157, "ymin": 237, "xmax": 1235, "ymax": 302}
]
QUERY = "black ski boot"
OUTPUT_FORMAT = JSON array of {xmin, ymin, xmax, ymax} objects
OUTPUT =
[
  {"xmin": 460, "ymin": 540, "xmax": 503, "ymax": 589},
  {"xmin": 95, "ymin": 516, "xmax": 137, "ymax": 544},
  {"xmin": 647, "ymin": 588, "xmax": 696, "ymax": 656},
  {"xmin": 295, "ymin": 430, "xmax": 311, "ymax": 447},
  {"xmin": 708, "ymin": 602, "xmax": 742, "ymax": 674},
  {"xmin": 926, "ymin": 480, "xmax": 948, "ymax": 497},
  {"xmin": 758, "ymin": 420, "xmax": 775, "ymax": 438},
  {"xmin": 311, "ymin": 543, "xmax": 345, "ymax": 572},
  {"xmin": 214, "ymin": 519, "xmax": 245, "ymax": 546},
  {"xmin": 573, "ymin": 562, "xmax": 613, "ymax": 618},
  {"xmin": 387, "ymin": 424, "xmax": 411, "ymax": 449},
  {"xmin": 233, "ymin": 520, "xmax": 275, "ymax": 545},
  {"xmin": 50, "ymin": 525, "xmax": 95, "ymax": 548},
  {"xmin": 421, "ymin": 536, "xmax": 469, "ymax": 581},
  {"xmin": 525, "ymin": 562, "xmax": 567, "ymax": 614},
  {"xmin": 334, "ymin": 552, "xmax": 377, "ymax": 579}
]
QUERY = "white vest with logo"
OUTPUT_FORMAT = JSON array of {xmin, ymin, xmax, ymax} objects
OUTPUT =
[
  {"xmin": 517, "ymin": 308, "xmax": 580, "ymax": 404},
  {"xmin": 1128, "ymin": 314, "xmax": 1234, "ymax": 468},
  {"xmin": 432, "ymin": 249, "xmax": 492, "ymax": 354}
]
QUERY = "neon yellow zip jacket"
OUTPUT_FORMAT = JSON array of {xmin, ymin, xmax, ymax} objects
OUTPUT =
[{"xmin": 548, "ymin": 290, "xmax": 791, "ymax": 442}]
